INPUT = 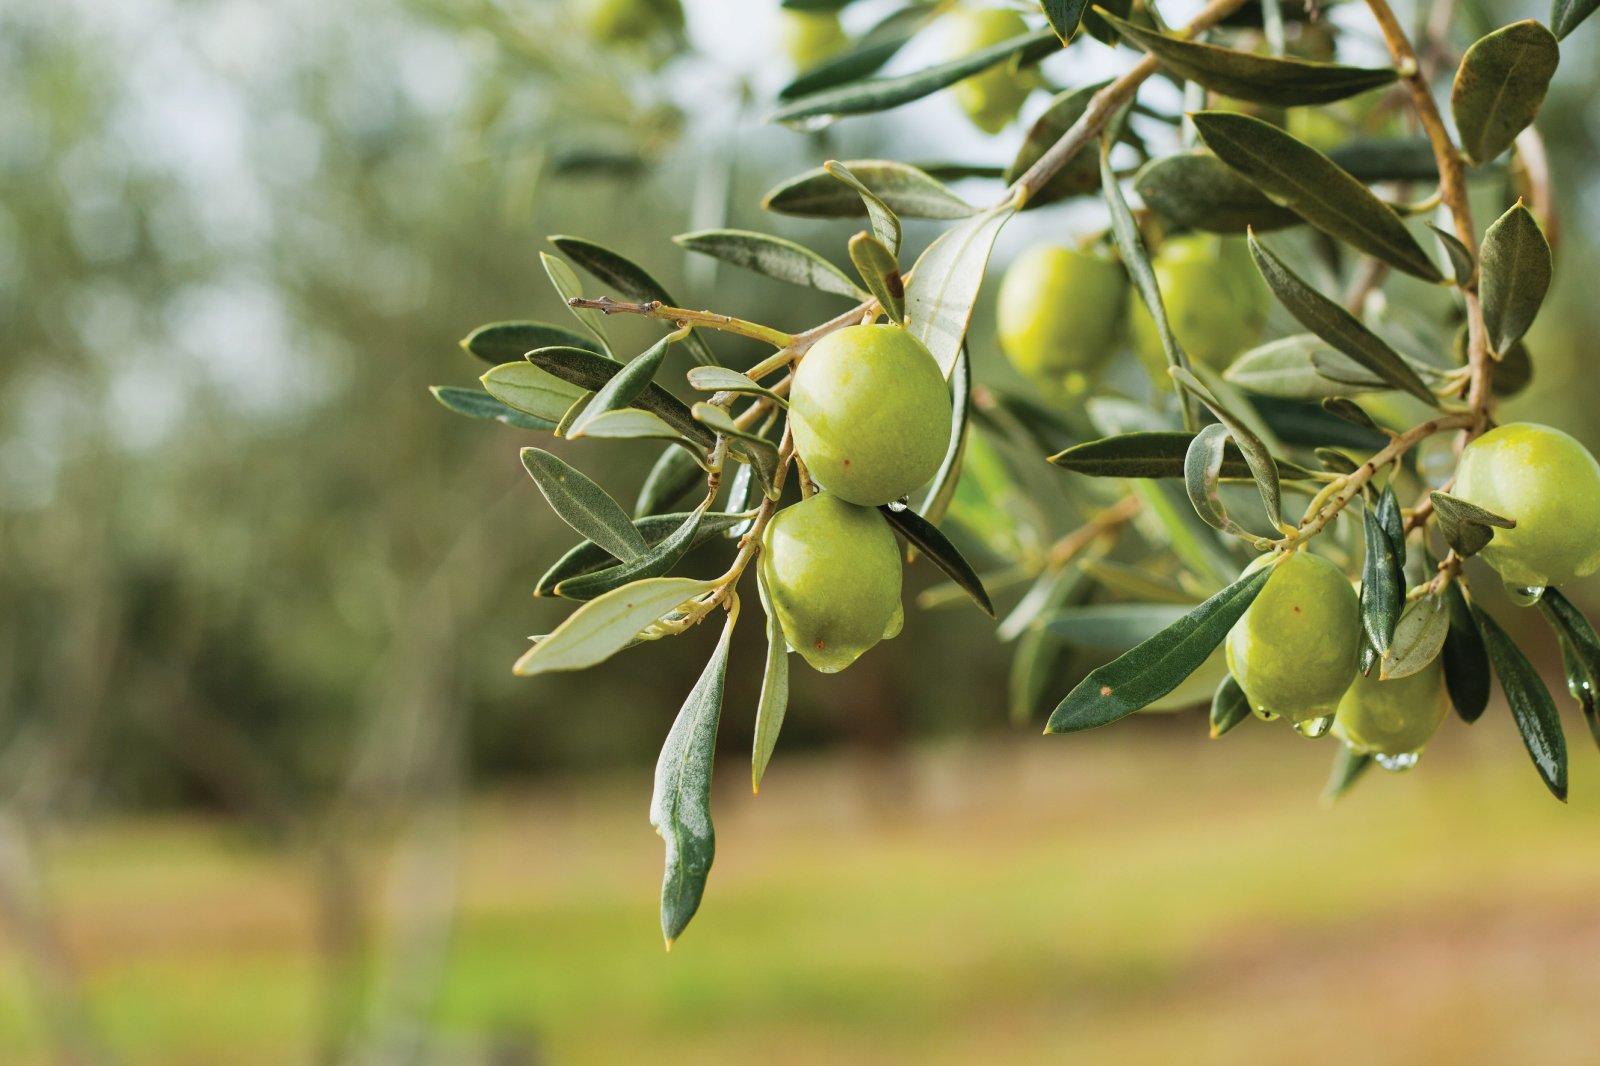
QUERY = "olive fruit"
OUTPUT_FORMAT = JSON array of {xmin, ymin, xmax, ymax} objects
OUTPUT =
[
  {"xmin": 760, "ymin": 493, "xmax": 904, "ymax": 674},
  {"xmin": 1225, "ymin": 550, "xmax": 1361, "ymax": 723},
  {"xmin": 996, "ymin": 245, "xmax": 1128, "ymax": 403},
  {"xmin": 933, "ymin": 8, "xmax": 1033, "ymax": 134},
  {"xmin": 583, "ymin": 0, "xmax": 684, "ymax": 43},
  {"xmin": 1128, "ymin": 234, "xmax": 1269, "ymax": 379},
  {"xmin": 1452, "ymin": 422, "xmax": 1600, "ymax": 588},
  {"xmin": 1331, "ymin": 658, "xmax": 1450, "ymax": 757},
  {"xmin": 789, "ymin": 324, "xmax": 952, "ymax": 506},
  {"xmin": 781, "ymin": 9, "xmax": 848, "ymax": 70}
]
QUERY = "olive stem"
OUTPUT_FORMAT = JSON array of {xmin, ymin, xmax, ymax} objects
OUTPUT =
[{"xmin": 568, "ymin": 297, "xmax": 797, "ymax": 348}]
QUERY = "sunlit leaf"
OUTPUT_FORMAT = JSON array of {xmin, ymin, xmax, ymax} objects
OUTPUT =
[
  {"xmin": 549, "ymin": 235, "xmax": 718, "ymax": 366},
  {"xmin": 1209, "ymin": 673, "xmax": 1251, "ymax": 738},
  {"xmin": 460, "ymin": 320, "xmax": 603, "ymax": 365},
  {"xmin": 520, "ymin": 447, "xmax": 650, "ymax": 561},
  {"xmin": 535, "ymin": 511, "xmax": 744, "ymax": 598},
  {"xmin": 554, "ymin": 504, "xmax": 710, "ymax": 600},
  {"xmin": 752, "ymin": 567, "xmax": 791, "ymax": 794},
  {"xmin": 540, "ymin": 253, "xmax": 612, "ymax": 354},
  {"xmin": 673, "ymin": 229, "xmax": 867, "ymax": 299},
  {"xmin": 481, "ymin": 363, "xmax": 589, "ymax": 425},
  {"xmin": 904, "ymin": 200, "xmax": 1015, "ymax": 379},
  {"xmin": 1382, "ymin": 596, "xmax": 1450, "ymax": 680},
  {"xmin": 848, "ymin": 231, "xmax": 906, "ymax": 322},
  {"xmin": 528, "ymin": 346, "xmax": 716, "ymax": 448},
  {"xmin": 762, "ymin": 159, "xmax": 978, "ymax": 221},
  {"xmin": 827, "ymin": 161, "xmax": 904, "ymax": 255},
  {"xmin": 513, "ymin": 576, "xmax": 718, "ymax": 677},
  {"xmin": 567, "ymin": 330, "xmax": 679, "ymax": 438}
]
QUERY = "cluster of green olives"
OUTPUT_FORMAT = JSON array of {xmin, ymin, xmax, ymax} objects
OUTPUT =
[
  {"xmin": 760, "ymin": 325, "xmax": 953, "ymax": 673},
  {"xmin": 935, "ymin": 7, "xmax": 1037, "ymax": 134},
  {"xmin": 581, "ymin": 0, "xmax": 684, "ymax": 44},
  {"xmin": 996, "ymin": 234, "xmax": 1269, "ymax": 402},
  {"xmin": 780, "ymin": 9, "xmax": 848, "ymax": 71}
]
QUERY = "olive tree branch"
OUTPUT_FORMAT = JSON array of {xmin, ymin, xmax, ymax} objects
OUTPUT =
[{"xmin": 569, "ymin": 297, "xmax": 797, "ymax": 348}]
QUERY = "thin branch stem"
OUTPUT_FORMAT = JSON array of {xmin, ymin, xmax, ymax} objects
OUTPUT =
[{"xmin": 569, "ymin": 297, "xmax": 797, "ymax": 348}]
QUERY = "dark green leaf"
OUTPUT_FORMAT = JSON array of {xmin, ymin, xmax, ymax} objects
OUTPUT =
[
  {"xmin": 848, "ymin": 231, "xmax": 906, "ymax": 323},
  {"xmin": 1327, "ymin": 138, "xmax": 1440, "ymax": 184},
  {"xmin": 1041, "ymin": 0, "xmax": 1091, "ymax": 42},
  {"xmin": 1044, "ymin": 604, "xmax": 1191, "ymax": 651},
  {"xmin": 1134, "ymin": 152, "xmax": 1301, "ymax": 234},
  {"xmin": 1552, "ymin": 0, "xmax": 1600, "ymax": 39},
  {"xmin": 535, "ymin": 511, "xmax": 745, "ymax": 597},
  {"xmin": 636, "ymin": 444, "xmax": 706, "ymax": 517},
  {"xmin": 554, "ymin": 505, "xmax": 710, "ymax": 600},
  {"xmin": 878, "ymin": 505, "xmax": 995, "ymax": 618},
  {"xmin": 673, "ymin": 229, "xmax": 867, "ymax": 299},
  {"xmin": 460, "ymin": 320, "xmax": 603, "ymax": 365},
  {"xmin": 650, "ymin": 609, "xmax": 735, "ymax": 946},
  {"xmin": 528, "ymin": 346, "xmax": 716, "ymax": 448},
  {"xmin": 1172, "ymin": 367, "xmax": 1281, "ymax": 526},
  {"xmin": 752, "ymin": 567, "xmax": 790, "ymax": 794},
  {"xmin": 1471, "ymin": 601, "xmax": 1568, "ymax": 800},
  {"xmin": 1450, "ymin": 20, "xmax": 1560, "ymax": 166},
  {"xmin": 777, "ymin": 4, "xmax": 932, "ymax": 101},
  {"xmin": 1049, "ymin": 430, "xmax": 1317, "ymax": 480},
  {"xmin": 1322, "ymin": 395, "xmax": 1380, "ymax": 433},
  {"xmin": 1316, "ymin": 447, "xmax": 1360, "ymax": 475},
  {"xmin": 549, "ymin": 235, "xmax": 719, "ymax": 366},
  {"xmin": 540, "ymin": 253, "xmax": 612, "ymax": 353},
  {"xmin": 1005, "ymin": 83, "xmax": 1109, "ymax": 209},
  {"xmin": 768, "ymin": 27, "xmax": 1058, "ymax": 125},
  {"xmin": 1479, "ymin": 201, "xmax": 1552, "ymax": 356},
  {"xmin": 520, "ymin": 448, "xmax": 649, "ymax": 561},
  {"xmin": 1382, "ymin": 595, "xmax": 1451, "ymax": 680},
  {"xmin": 429, "ymin": 385, "xmax": 556, "ymax": 431},
  {"xmin": 905, "ymin": 201, "xmax": 1015, "ymax": 378},
  {"xmin": 1431, "ymin": 490, "xmax": 1515, "ymax": 559},
  {"xmin": 1428, "ymin": 224, "xmax": 1476, "ymax": 286},
  {"xmin": 1360, "ymin": 497, "xmax": 1404, "ymax": 659},
  {"xmin": 1100, "ymin": 10, "xmax": 1398, "ymax": 105},
  {"xmin": 1442, "ymin": 581, "xmax": 1491, "ymax": 722},
  {"xmin": 1322, "ymin": 743, "xmax": 1373, "ymax": 803},
  {"xmin": 762, "ymin": 159, "xmax": 978, "ymax": 221},
  {"xmin": 568, "ymin": 330, "xmax": 677, "ymax": 438},
  {"xmin": 1536, "ymin": 588, "xmax": 1600, "ymax": 714},
  {"xmin": 1246, "ymin": 234, "xmax": 1438, "ymax": 403},
  {"xmin": 1044, "ymin": 564, "xmax": 1273, "ymax": 734},
  {"xmin": 512, "ymin": 576, "xmax": 718, "ymax": 676},
  {"xmin": 1377, "ymin": 483, "xmax": 1407, "ymax": 568},
  {"xmin": 1194, "ymin": 112, "xmax": 1442, "ymax": 281},
  {"xmin": 1251, "ymin": 395, "xmax": 1387, "ymax": 452},
  {"xmin": 691, "ymin": 404, "xmax": 781, "ymax": 499},
  {"xmin": 1210, "ymin": 673, "xmax": 1251, "ymax": 738},
  {"xmin": 827, "ymin": 161, "xmax": 905, "ymax": 256}
]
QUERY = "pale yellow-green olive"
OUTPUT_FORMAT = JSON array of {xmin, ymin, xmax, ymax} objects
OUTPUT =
[
  {"xmin": 1453, "ymin": 422, "xmax": 1600, "ymax": 588},
  {"xmin": 1128, "ymin": 234, "xmax": 1269, "ymax": 380},
  {"xmin": 781, "ymin": 10, "xmax": 848, "ymax": 70},
  {"xmin": 996, "ymin": 244, "xmax": 1128, "ymax": 404},
  {"xmin": 1331, "ymin": 658, "xmax": 1450, "ymax": 757},
  {"xmin": 789, "ymin": 324, "xmax": 952, "ymax": 507},
  {"xmin": 1225, "ymin": 550, "xmax": 1361, "ymax": 723},
  {"xmin": 934, "ymin": 8, "xmax": 1034, "ymax": 134},
  {"xmin": 583, "ymin": 0, "xmax": 684, "ymax": 43},
  {"xmin": 760, "ymin": 493, "xmax": 904, "ymax": 674}
]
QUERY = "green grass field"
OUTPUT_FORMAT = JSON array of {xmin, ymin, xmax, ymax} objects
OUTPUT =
[{"xmin": 4, "ymin": 717, "xmax": 1600, "ymax": 1065}]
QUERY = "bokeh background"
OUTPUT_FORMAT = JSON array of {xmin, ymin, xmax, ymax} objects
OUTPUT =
[{"xmin": 5, "ymin": 0, "xmax": 1600, "ymax": 1062}]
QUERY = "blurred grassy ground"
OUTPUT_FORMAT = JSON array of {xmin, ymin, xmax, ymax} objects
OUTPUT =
[{"xmin": 4, "ymin": 714, "xmax": 1600, "ymax": 1065}]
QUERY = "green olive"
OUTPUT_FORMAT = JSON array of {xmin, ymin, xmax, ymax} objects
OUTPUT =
[
  {"xmin": 781, "ymin": 10, "xmax": 848, "ymax": 70},
  {"xmin": 1331, "ymin": 658, "xmax": 1450, "ymax": 757},
  {"xmin": 1128, "ymin": 235, "xmax": 1269, "ymax": 379},
  {"xmin": 760, "ymin": 493, "xmax": 904, "ymax": 674},
  {"xmin": 789, "ymin": 324, "xmax": 952, "ymax": 506},
  {"xmin": 583, "ymin": 0, "xmax": 684, "ymax": 43},
  {"xmin": 1225, "ymin": 550, "xmax": 1361, "ymax": 723},
  {"xmin": 934, "ymin": 8, "xmax": 1034, "ymax": 134},
  {"xmin": 1453, "ymin": 422, "xmax": 1600, "ymax": 588},
  {"xmin": 996, "ymin": 245, "xmax": 1128, "ymax": 403}
]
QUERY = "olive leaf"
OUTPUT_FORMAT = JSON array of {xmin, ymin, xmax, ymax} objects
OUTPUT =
[
  {"xmin": 848, "ymin": 231, "xmax": 907, "ymax": 323},
  {"xmin": 1044, "ymin": 604, "xmax": 1192, "ymax": 652},
  {"xmin": 878, "ymin": 504, "xmax": 995, "ymax": 618},
  {"xmin": 692, "ymin": 403, "xmax": 781, "ymax": 498},
  {"xmin": 1183, "ymin": 422, "xmax": 1246, "ymax": 534},
  {"xmin": 1246, "ymin": 233, "xmax": 1439, "ymax": 404},
  {"xmin": 567, "ymin": 330, "xmax": 680, "ymax": 438},
  {"xmin": 1171, "ymin": 367, "xmax": 1281, "ymax": 526},
  {"xmin": 1193, "ymin": 112, "xmax": 1442, "ymax": 281},
  {"xmin": 520, "ymin": 448, "xmax": 650, "ymax": 561},
  {"xmin": 1537, "ymin": 588, "xmax": 1600, "ymax": 748},
  {"xmin": 540, "ymin": 253, "xmax": 613, "ymax": 354},
  {"xmin": 1442, "ymin": 581, "xmax": 1491, "ymax": 723},
  {"xmin": 1225, "ymin": 334, "xmax": 1395, "ymax": 400},
  {"xmin": 1551, "ymin": 0, "xmax": 1600, "ymax": 39},
  {"xmin": 1359, "ymin": 488, "xmax": 1405, "ymax": 660},
  {"xmin": 768, "ymin": 26, "xmax": 1058, "ymax": 125},
  {"xmin": 1210, "ymin": 673, "xmax": 1252, "ymax": 738},
  {"xmin": 460, "ymin": 320, "xmax": 604, "ymax": 365},
  {"xmin": 685, "ymin": 366, "xmax": 787, "ymax": 406},
  {"xmin": 1134, "ymin": 153, "xmax": 1301, "ymax": 234},
  {"xmin": 553, "ymin": 503, "xmax": 710, "ymax": 601},
  {"xmin": 1044, "ymin": 564, "xmax": 1274, "ymax": 734},
  {"xmin": 1099, "ymin": 9, "xmax": 1399, "ymax": 105},
  {"xmin": 1382, "ymin": 596, "xmax": 1450, "ymax": 680},
  {"xmin": 1428, "ymin": 224, "xmax": 1477, "ymax": 287},
  {"xmin": 917, "ymin": 345, "xmax": 971, "ymax": 525},
  {"xmin": 527, "ymin": 346, "xmax": 716, "ymax": 448},
  {"xmin": 513, "ymin": 576, "xmax": 718, "ymax": 677},
  {"xmin": 549, "ymin": 235, "xmax": 718, "ymax": 366},
  {"xmin": 430, "ymin": 385, "xmax": 557, "ymax": 432},
  {"xmin": 673, "ymin": 229, "xmax": 868, "ymax": 299},
  {"xmin": 752, "ymin": 566, "xmax": 790, "ymax": 794},
  {"xmin": 1471, "ymin": 602, "xmax": 1568, "ymax": 801},
  {"xmin": 1049, "ymin": 430, "xmax": 1316, "ymax": 480},
  {"xmin": 762, "ymin": 159, "xmax": 978, "ymax": 222},
  {"xmin": 1479, "ymin": 201, "xmax": 1552, "ymax": 357},
  {"xmin": 777, "ymin": 3, "xmax": 932, "ymax": 101},
  {"xmin": 1430, "ymin": 490, "xmax": 1514, "ymax": 559},
  {"xmin": 577, "ymin": 409, "xmax": 699, "ymax": 451},
  {"xmin": 650, "ymin": 606, "xmax": 735, "ymax": 947},
  {"xmin": 1450, "ymin": 20, "xmax": 1560, "ymax": 166},
  {"xmin": 1006, "ymin": 82, "xmax": 1111, "ymax": 208},
  {"xmin": 1327, "ymin": 137, "xmax": 1440, "ymax": 184},
  {"xmin": 535, "ymin": 511, "xmax": 745, "ymax": 598},
  {"xmin": 1041, "ymin": 0, "xmax": 1091, "ymax": 41},
  {"xmin": 481, "ymin": 362, "xmax": 590, "ymax": 425},
  {"xmin": 904, "ymin": 200, "xmax": 1015, "ymax": 379},
  {"xmin": 827, "ymin": 161, "xmax": 905, "ymax": 255},
  {"xmin": 1322, "ymin": 744, "xmax": 1373, "ymax": 804},
  {"xmin": 636, "ymin": 444, "xmax": 706, "ymax": 518}
]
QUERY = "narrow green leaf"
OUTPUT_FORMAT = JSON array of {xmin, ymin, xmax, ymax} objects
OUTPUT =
[
  {"xmin": 1194, "ymin": 112, "xmax": 1442, "ymax": 281},
  {"xmin": 1049, "ymin": 430, "xmax": 1316, "ymax": 480},
  {"xmin": 1316, "ymin": 448, "xmax": 1361, "ymax": 475},
  {"xmin": 1471, "ymin": 602, "xmax": 1568, "ymax": 800},
  {"xmin": 651, "ymin": 609, "xmax": 735, "ymax": 946},
  {"xmin": 685, "ymin": 366, "xmax": 787, "ymax": 405},
  {"xmin": 577, "ymin": 409, "xmax": 697, "ymax": 448},
  {"xmin": 1043, "ymin": 604, "xmax": 1191, "ymax": 652},
  {"xmin": 567, "ymin": 331, "xmax": 678, "ymax": 438},
  {"xmin": 692, "ymin": 404, "xmax": 781, "ymax": 497},
  {"xmin": 535, "ymin": 511, "xmax": 744, "ymax": 598},
  {"xmin": 777, "ymin": 4, "xmax": 931, "ymax": 101},
  {"xmin": 848, "ymin": 231, "xmax": 906, "ymax": 323},
  {"xmin": 430, "ymin": 385, "xmax": 556, "ymax": 431},
  {"xmin": 1041, "ymin": 0, "xmax": 1090, "ymax": 42},
  {"xmin": 549, "ymin": 235, "xmax": 718, "ymax": 366},
  {"xmin": 762, "ymin": 159, "xmax": 978, "ymax": 221},
  {"xmin": 1327, "ymin": 137, "xmax": 1440, "ymax": 184},
  {"xmin": 1184, "ymin": 422, "xmax": 1242, "ymax": 534},
  {"xmin": 554, "ymin": 504, "xmax": 710, "ymax": 600},
  {"xmin": 1428, "ymin": 224, "xmax": 1477, "ymax": 287},
  {"xmin": 1450, "ymin": 20, "xmax": 1560, "ymax": 165},
  {"xmin": 1376, "ymin": 483, "xmax": 1407, "ymax": 569},
  {"xmin": 1382, "ymin": 596, "xmax": 1450, "ymax": 680},
  {"xmin": 636, "ymin": 444, "xmax": 706, "ymax": 518},
  {"xmin": 1225, "ymin": 334, "xmax": 1398, "ymax": 400},
  {"xmin": 673, "ymin": 229, "xmax": 867, "ymax": 299},
  {"xmin": 1430, "ymin": 490, "xmax": 1515, "ymax": 559},
  {"xmin": 827, "ymin": 161, "xmax": 904, "ymax": 256},
  {"xmin": 1005, "ymin": 82, "xmax": 1110, "ymax": 209},
  {"xmin": 917, "ymin": 345, "xmax": 971, "ymax": 525},
  {"xmin": 1442, "ymin": 582, "xmax": 1491, "ymax": 722},
  {"xmin": 480, "ymin": 363, "xmax": 589, "ymax": 425},
  {"xmin": 513, "ymin": 576, "xmax": 718, "ymax": 676},
  {"xmin": 1134, "ymin": 152, "xmax": 1301, "ymax": 234},
  {"xmin": 520, "ymin": 448, "xmax": 649, "ymax": 561},
  {"xmin": 1246, "ymin": 234, "xmax": 1438, "ymax": 404},
  {"xmin": 1171, "ymin": 367, "xmax": 1281, "ymax": 526},
  {"xmin": 1322, "ymin": 743, "xmax": 1373, "ymax": 803},
  {"xmin": 768, "ymin": 26, "xmax": 1058, "ymax": 125},
  {"xmin": 1479, "ymin": 201, "xmax": 1552, "ymax": 356},
  {"xmin": 460, "ymin": 321, "xmax": 603, "ymax": 365},
  {"xmin": 1551, "ymin": 0, "xmax": 1600, "ymax": 39},
  {"xmin": 1538, "ymin": 589, "xmax": 1600, "ymax": 750},
  {"xmin": 1045, "ymin": 564, "xmax": 1272, "ymax": 734},
  {"xmin": 527, "ymin": 346, "xmax": 716, "ymax": 448},
  {"xmin": 878, "ymin": 505, "xmax": 995, "ymax": 618},
  {"xmin": 1101, "ymin": 10, "xmax": 1398, "ymax": 105},
  {"xmin": 1360, "ymin": 497, "xmax": 1404, "ymax": 659},
  {"xmin": 752, "ymin": 567, "xmax": 791, "ymax": 794},
  {"xmin": 540, "ymin": 253, "xmax": 612, "ymax": 354},
  {"xmin": 904, "ymin": 200, "xmax": 1015, "ymax": 379},
  {"xmin": 1209, "ymin": 673, "xmax": 1251, "ymax": 738}
]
